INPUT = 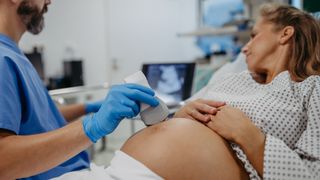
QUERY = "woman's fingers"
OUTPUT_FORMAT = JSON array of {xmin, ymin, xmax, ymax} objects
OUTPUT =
[
  {"xmin": 188, "ymin": 107, "xmax": 210, "ymax": 123},
  {"xmin": 198, "ymin": 99, "xmax": 226, "ymax": 108},
  {"xmin": 195, "ymin": 102, "xmax": 219, "ymax": 115},
  {"xmin": 174, "ymin": 99, "xmax": 226, "ymax": 123}
]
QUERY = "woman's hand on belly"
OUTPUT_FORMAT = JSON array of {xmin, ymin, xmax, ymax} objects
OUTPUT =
[
  {"xmin": 173, "ymin": 99, "xmax": 225, "ymax": 122},
  {"xmin": 207, "ymin": 105, "xmax": 266, "ymax": 176}
]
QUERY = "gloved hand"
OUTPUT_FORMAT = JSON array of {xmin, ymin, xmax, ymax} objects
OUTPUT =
[
  {"xmin": 85, "ymin": 100, "xmax": 103, "ymax": 114},
  {"xmin": 82, "ymin": 83, "xmax": 159, "ymax": 143}
]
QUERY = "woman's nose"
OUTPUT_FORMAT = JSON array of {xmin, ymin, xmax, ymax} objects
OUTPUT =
[{"xmin": 241, "ymin": 43, "xmax": 249, "ymax": 55}]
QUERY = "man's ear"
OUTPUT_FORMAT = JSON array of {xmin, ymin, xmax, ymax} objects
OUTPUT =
[{"xmin": 279, "ymin": 26, "xmax": 295, "ymax": 45}]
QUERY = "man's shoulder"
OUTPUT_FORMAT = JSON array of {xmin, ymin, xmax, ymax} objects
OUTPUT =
[
  {"xmin": 0, "ymin": 44, "xmax": 25, "ymax": 64},
  {"xmin": 0, "ymin": 45, "xmax": 28, "ymax": 73},
  {"xmin": 0, "ymin": 53, "xmax": 18, "ymax": 73}
]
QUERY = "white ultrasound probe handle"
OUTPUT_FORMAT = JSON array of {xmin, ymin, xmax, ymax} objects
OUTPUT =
[
  {"xmin": 124, "ymin": 71, "xmax": 169, "ymax": 126},
  {"xmin": 123, "ymin": 71, "xmax": 151, "ymax": 111}
]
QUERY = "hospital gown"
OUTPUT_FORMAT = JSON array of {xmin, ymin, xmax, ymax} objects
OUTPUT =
[{"xmin": 191, "ymin": 71, "xmax": 320, "ymax": 179}]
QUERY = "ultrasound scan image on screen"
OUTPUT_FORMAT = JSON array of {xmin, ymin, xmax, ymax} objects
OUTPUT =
[{"xmin": 142, "ymin": 63, "xmax": 195, "ymax": 107}]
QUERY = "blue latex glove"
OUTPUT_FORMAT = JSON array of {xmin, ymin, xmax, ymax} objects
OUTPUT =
[
  {"xmin": 85, "ymin": 100, "xmax": 103, "ymax": 114},
  {"xmin": 82, "ymin": 84, "xmax": 159, "ymax": 143}
]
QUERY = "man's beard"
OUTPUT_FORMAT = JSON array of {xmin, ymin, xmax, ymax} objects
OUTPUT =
[{"xmin": 17, "ymin": 1, "xmax": 48, "ymax": 35}]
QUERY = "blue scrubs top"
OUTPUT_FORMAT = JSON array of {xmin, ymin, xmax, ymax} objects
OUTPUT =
[{"xmin": 0, "ymin": 34, "xmax": 89, "ymax": 179}]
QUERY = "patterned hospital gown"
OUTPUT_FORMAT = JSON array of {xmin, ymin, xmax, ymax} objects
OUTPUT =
[{"xmin": 191, "ymin": 71, "xmax": 320, "ymax": 179}]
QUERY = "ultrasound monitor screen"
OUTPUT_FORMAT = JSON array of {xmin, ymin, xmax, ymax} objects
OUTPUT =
[{"xmin": 142, "ymin": 63, "xmax": 195, "ymax": 106}]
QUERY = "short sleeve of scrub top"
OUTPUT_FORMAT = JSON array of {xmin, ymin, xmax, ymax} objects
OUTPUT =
[{"xmin": 0, "ymin": 51, "xmax": 22, "ymax": 133}]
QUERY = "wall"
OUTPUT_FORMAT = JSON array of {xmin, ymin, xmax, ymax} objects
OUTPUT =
[
  {"xmin": 20, "ymin": 0, "xmax": 201, "ymax": 86},
  {"xmin": 20, "ymin": 0, "xmax": 109, "ymax": 87},
  {"xmin": 106, "ymin": 0, "xmax": 202, "ymax": 84}
]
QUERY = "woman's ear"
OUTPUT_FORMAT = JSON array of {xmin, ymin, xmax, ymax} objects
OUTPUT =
[{"xmin": 279, "ymin": 26, "xmax": 295, "ymax": 45}]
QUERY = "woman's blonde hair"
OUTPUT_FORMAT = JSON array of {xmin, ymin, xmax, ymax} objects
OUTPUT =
[{"xmin": 260, "ymin": 3, "xmax": 320, "ymax": 81}]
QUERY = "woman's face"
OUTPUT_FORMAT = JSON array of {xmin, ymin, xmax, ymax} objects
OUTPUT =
[{"xmin": 242, "ymin": 17, "xmax": 282, "ymax": 74}]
